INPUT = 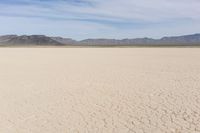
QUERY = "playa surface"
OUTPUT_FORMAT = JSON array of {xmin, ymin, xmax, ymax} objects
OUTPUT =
[{"xmin": 0, "ymin": 48, "xmax": 200, "ymax": 133}]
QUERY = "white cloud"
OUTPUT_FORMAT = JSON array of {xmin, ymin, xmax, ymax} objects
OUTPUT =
[{"xmin": 0, "ymin": 0, "xmax": 200, "ymax": 39}]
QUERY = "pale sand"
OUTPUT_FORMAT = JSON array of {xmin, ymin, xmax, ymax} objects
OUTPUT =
[{"xmin": 0, "ymin": 48, "xmax": 200, "ymax": 133}]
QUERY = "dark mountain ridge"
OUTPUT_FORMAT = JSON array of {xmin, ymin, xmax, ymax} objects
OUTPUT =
[
  {"xmin": 0, "ymin": 35, "xmax": 63, "ymax": 46},
  {"xmin": 0, "ymin": 33, "xmax": 200, "ymax": 46}
]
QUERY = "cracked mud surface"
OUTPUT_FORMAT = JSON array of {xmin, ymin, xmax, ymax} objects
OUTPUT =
[{"xmin": 0, "ymin": 48, "xmax": 200, "ymax": 133}]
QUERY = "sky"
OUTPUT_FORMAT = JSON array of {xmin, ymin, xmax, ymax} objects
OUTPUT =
[{"xmin": 0, "ymin": 0, "xmax": 200, "ymax": 40}]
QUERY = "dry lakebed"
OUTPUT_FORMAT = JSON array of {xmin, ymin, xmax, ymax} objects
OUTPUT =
[{"xmin": 0, "ymin": 48, "xmax": 200, "ymax": 133}]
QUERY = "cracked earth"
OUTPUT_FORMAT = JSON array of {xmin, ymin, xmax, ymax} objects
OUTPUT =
[{"xmin": 0, "ymin": 48, "xmax": 200, "ymax": 133}]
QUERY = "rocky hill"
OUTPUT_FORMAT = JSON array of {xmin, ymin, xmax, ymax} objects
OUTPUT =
[
  {"xmin": 0, "ymin": 35, "xmax": 63, "ymax": 46},
  {"xmin": 0, "ymin": 34, "xmax": 200, "ymax": 46}
]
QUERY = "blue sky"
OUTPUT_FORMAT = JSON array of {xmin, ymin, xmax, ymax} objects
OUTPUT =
[{"xmin": 0, "ymin": 0, "xmax": 200, "ymax": 40}]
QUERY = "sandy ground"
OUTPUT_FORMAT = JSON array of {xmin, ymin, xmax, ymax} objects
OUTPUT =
[{"xmin": 0, "ymin": 48, "xmax": 200, "ymax": 133}]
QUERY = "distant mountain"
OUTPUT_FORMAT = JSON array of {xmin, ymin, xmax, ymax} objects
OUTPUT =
[
  {"xmin": 80, "ymin": 34, "xmax": 200, "ymax": 46},
  {"xmin": 51, "ymin": 37, "xmax": 77, "ymax": 45},
  {"xmin": 159, "ymin": 34, "xmax": 200, "ymax": 44},
  {"xmin": 80, "ymin": 38, "xmax": 157, "ymax": 45},
  {"xmin": 0, "ymin": 35, "xmax": 63, "ymax": 46},
  {"xmin": 0, "ymin": 33, "xmax": 200, "ymax": 46},
  {"xmin": 0, "ymin": 35, "xmax": 18, "ymax": 44}
]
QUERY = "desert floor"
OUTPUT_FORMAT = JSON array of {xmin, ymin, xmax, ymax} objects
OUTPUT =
[{"xmin": 0, "ymin": 48, "xmax": 200, "ymax": 133}]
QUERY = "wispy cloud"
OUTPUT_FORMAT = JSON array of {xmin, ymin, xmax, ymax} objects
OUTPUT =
[{"xmin": 0, "ymin": 0, "xmax": 200, "ymax": 39}]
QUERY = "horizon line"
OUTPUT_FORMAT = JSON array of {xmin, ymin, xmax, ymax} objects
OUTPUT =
[{"xmin": 0, "ymin": 33, "xmax": 200, "ymax": 41}]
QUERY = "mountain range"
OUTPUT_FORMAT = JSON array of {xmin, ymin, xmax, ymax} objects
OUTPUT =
[{"xmin": 0, "ymin": 33, "xmax": 200, "ymax": 46}]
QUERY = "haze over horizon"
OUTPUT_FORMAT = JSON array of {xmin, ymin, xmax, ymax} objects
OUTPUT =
[{"xmin": 0, "ymin": 0, "xmax": 200, "ymax": 40}]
